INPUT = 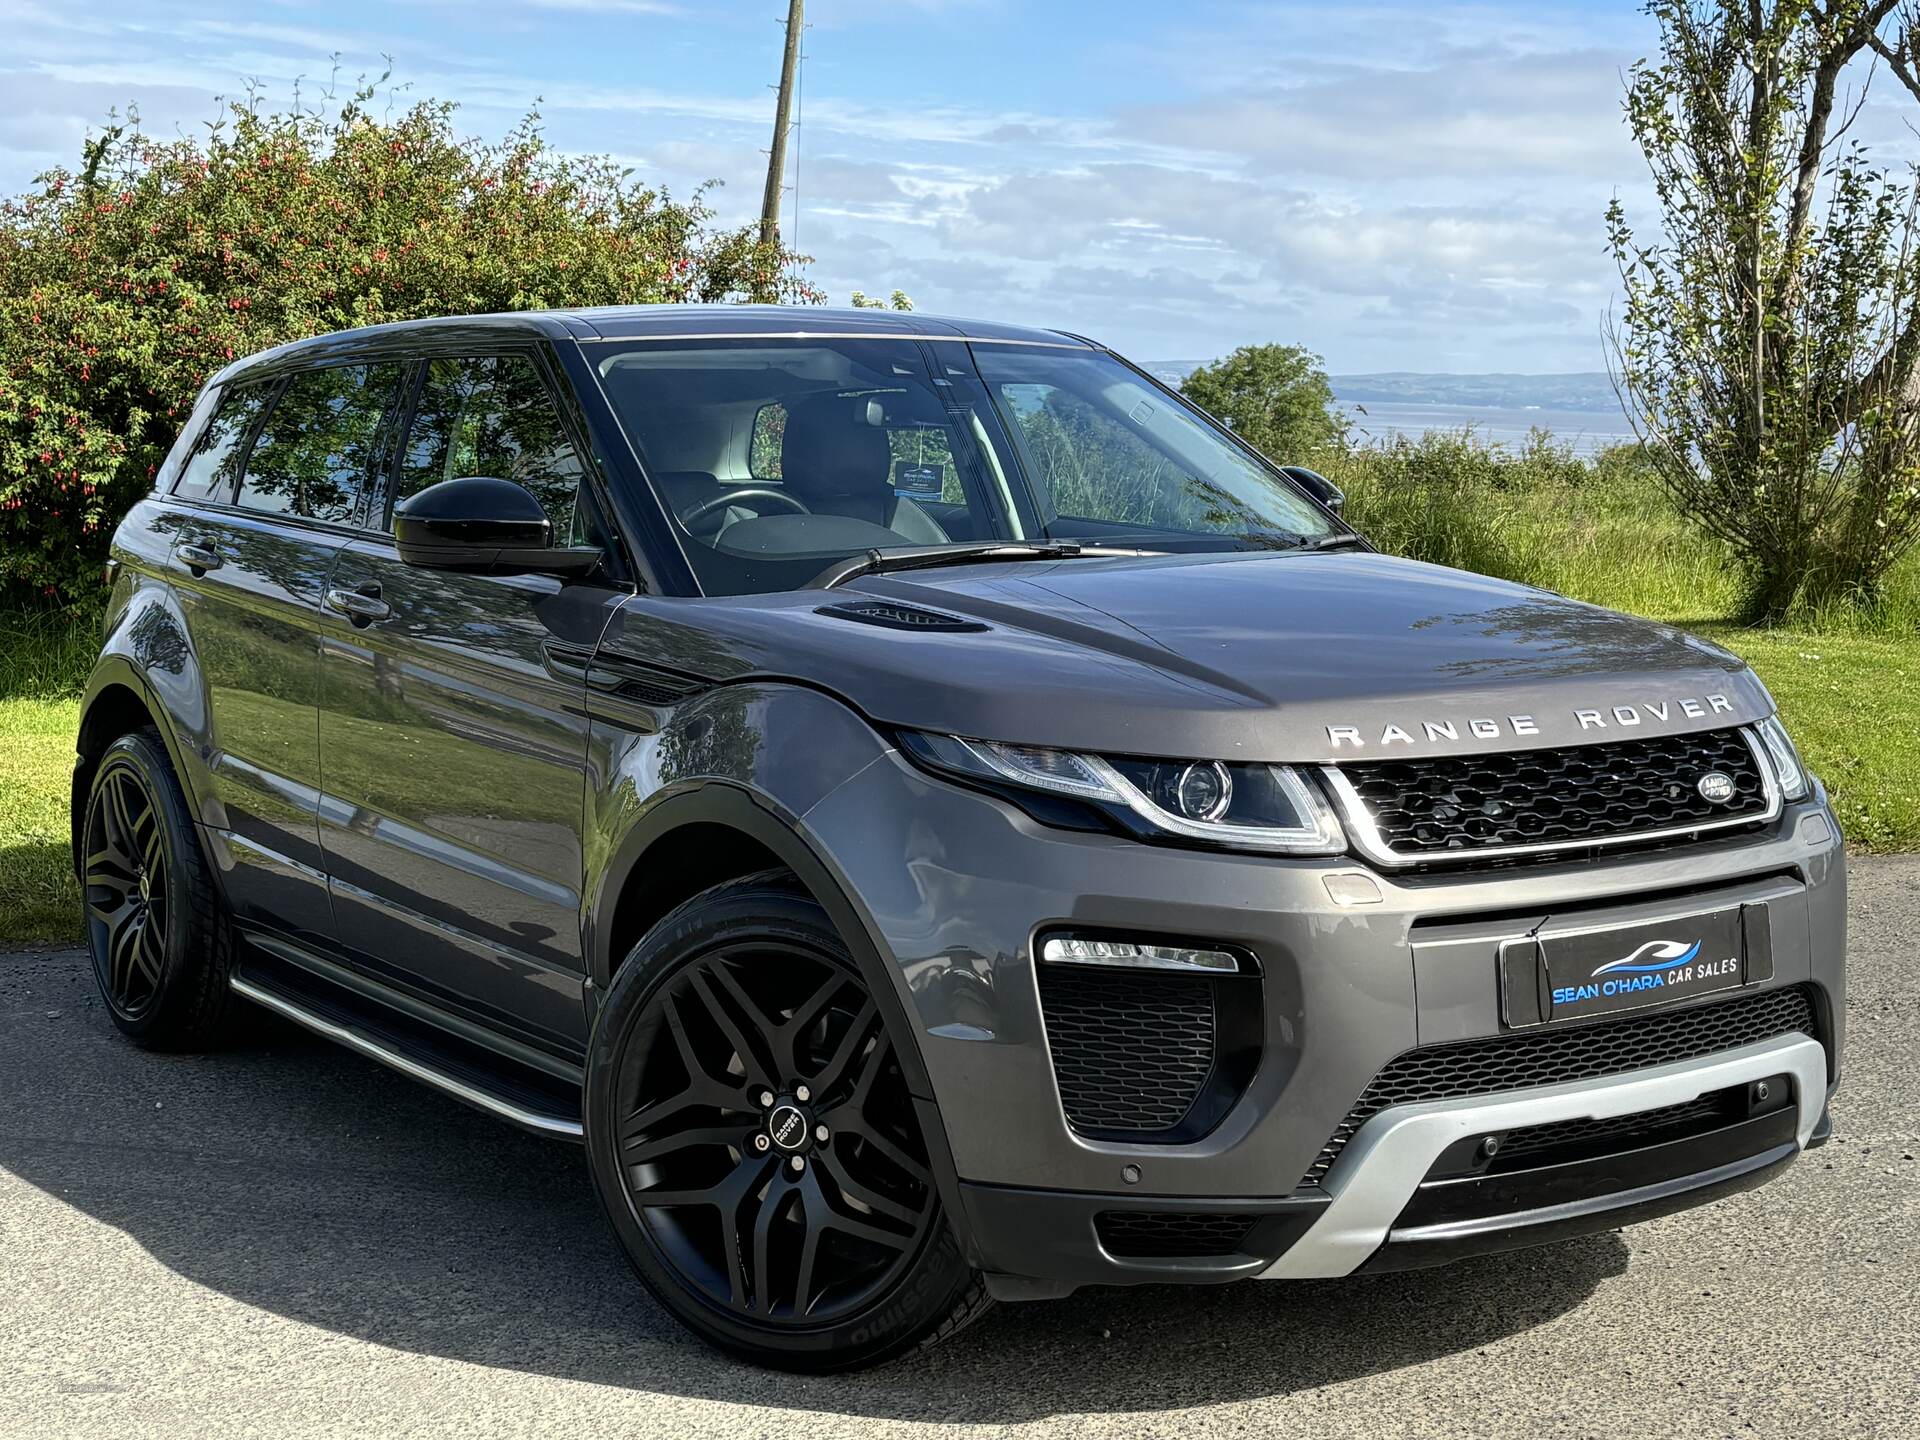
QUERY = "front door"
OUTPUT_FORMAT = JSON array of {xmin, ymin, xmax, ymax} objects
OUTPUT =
[{"xmin": 316, "ymin": 351, "xmax": 625, "ymax": 1057}]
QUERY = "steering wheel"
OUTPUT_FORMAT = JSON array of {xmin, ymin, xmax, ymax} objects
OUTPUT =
[{"xmin": 680, "ymin": 488, "xmax": 812, "ymax": 527}]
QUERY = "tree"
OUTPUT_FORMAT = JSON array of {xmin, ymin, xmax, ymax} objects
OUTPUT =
[
  {"xmin": 1608, "ymin": 0, "xmax": 1920, "ymax": 619},
  {"xmin": 0, "ymin": 79, "xmax": 821, "ymax": 605},
  {"xmin": 849, "ymin": 289, "xmax": 914, "ymax": 310},
  {"xmin": 1177, "ymin": 344, "xmax": 1348, "ymax": 465}
]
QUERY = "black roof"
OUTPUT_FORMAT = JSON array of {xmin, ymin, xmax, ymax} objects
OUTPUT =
[{"xmin": 212, "ymin": 305, "xmax": 1094, "ymax": 386}]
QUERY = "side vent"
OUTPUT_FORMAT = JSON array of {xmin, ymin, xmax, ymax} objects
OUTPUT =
[{"xmin": 816, "ymin": 600, "xmax": 988, "ymax": 633}]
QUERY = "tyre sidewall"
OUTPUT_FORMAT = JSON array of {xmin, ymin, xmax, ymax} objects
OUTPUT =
[{"xmin": 583, "ymin": 877, "xmax": 973, "ymax": 1371}]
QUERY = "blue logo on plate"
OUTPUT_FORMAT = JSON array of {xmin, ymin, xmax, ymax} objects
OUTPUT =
[{"xmin": 1591, "ymin": 938, "xmax": 1701, "ymax": 978}]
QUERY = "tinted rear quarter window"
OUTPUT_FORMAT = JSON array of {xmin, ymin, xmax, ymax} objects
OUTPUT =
[
  {"xmin": 172, "ymin": 383, "xmax": 274, "ymax": 502},
  {"xmin": 236, "ymin": 362, "xmax": 406, "ymax": 525}
]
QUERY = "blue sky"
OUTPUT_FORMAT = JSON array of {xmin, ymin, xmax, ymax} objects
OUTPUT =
[{"xmin": 0, "ymin": 0, "xmax": 1794, "ymax": 371}]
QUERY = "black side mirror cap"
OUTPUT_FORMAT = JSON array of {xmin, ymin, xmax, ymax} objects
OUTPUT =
[
  {"xmin": 394, "ymin": 476, "xmax": 602, "ymax": 578},
  {"xmin": 1279, "ymin": 465, "xmax": 1345, "ymax": 514}
]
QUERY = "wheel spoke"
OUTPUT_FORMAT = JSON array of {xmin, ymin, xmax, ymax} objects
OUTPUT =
[
  {"xmin": 107, "ymin": 773, "xmax": 139, "ymax": 855},
  {"xmin": 132, "ymin": 921, "xmax": 163, "ymax": 988},
  {"xmin": 696, "ymin": 963, "xmax": 782, "ymax": 1085},
  {"xmin": 687, "ymin": 966, "xmax": 777, "ymax": 1090},
  {"xmin": 807, "ymin": 998, "xmax": 877, "ymax": 1101},
  {"xmin": 801, "ymin": 1169, "xmax": 915, "ymax": 1253},
  {"xmin": 620, "ymin": 1123, "xmax": 744, "ymax": 1166},
  {"xmin": 650, "ymin": 992, "xmax": 749, "ymax": 1108},
  {"xmin": 750, "ymin": 1182, "xmax": 783, "ymax": 1314},
  {"xmin": 773, "ymin": 971, "xmax": 848, "ymax": 1077},
  {"xmin": 817, "ymin": 1151, "xmax": 923, "ymax": 1227},
  {"xmin": 830, "ymin": 1115, "xmax": 933, "ymax": 1188},
  {"xmin": 792, "ymin": 1206, "xmax": 824, "ymax": 1317},
  {"xmin": 84, "ymin": 848, "xmax": 137, "ymax": 888},
  {"xmin": 108, "ymin": 910, "xmax": 142, "ymax": 997}
]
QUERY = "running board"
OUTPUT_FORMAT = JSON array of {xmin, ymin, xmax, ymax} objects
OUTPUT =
[{"xmin": 231, "ymin": 971, "xmax": 585, "ymax": 1141}]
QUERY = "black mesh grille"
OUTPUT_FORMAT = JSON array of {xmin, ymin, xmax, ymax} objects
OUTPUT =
[
  {"xmin": 1037, "ymin": 967, "xmax": 1215, "ymax": 1135},
  {"xmin": 1493, "ymin": 1092, "xmax": 1729, "ymax": 1167},
  {"xmin": 1339, "ymin": 726, "xmax": 1769, "ymax": 858},
  {"xmin": 1096, "ymin": 1211, "xmax": 1255, "ymax": 1258},
  {"xmin": 1300, "ymin": 984, "xmax": 1819, "ymax": 1187}
]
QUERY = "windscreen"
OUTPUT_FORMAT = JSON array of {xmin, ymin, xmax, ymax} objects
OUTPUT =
[{"xmin": 592, "ymin": 336, "xmax": 1340, "ymax": 595}]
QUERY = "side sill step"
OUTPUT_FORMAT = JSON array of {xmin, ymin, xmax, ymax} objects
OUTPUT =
[{"xmin": 231, "ymin": 964, "xmax": 585, "ymax": 1142}]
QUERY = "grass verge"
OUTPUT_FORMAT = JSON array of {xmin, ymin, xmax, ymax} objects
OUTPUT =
[{"xmin": 0, "ymin": 695, "xmax": 80, "ymax": 944}]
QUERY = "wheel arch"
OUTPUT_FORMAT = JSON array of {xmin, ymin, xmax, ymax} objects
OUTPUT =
[
  {"xmin": 589, "ymin": 783, "xmax": 924, "ymax": 1090},
  {"xmin": 70, "ymin": 658, "xmax": 198, "ymax": 876},
  {"xmin": 586, "ymin": 778, "xmax": 980, "ymax": 1264}
]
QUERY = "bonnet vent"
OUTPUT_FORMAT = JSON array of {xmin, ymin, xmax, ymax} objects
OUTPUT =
[{"xmin": 815, "ymin": 600, "xmax": 987, "ymax": 633}]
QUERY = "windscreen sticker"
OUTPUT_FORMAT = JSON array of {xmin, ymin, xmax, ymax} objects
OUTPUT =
[{"xmin": 893, "ymin": 462, "xmax": 944, "ymax": 499}]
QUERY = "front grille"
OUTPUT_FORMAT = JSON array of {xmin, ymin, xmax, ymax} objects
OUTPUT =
[
  {"xmin": 1095, "ymin": 1211, "xmax": 1256, "ymax": 1258},
  {"xmin": 1299, "ymin": 983, "xmax": 1819, "ymax": 1187},
  {"xmin": 1336, "ymin": 726, "xmax": 1769, "ymax": 860},
  {"xmin": 1037, "ymin": 966, "xmax": 1215, "ymax": 1135}
]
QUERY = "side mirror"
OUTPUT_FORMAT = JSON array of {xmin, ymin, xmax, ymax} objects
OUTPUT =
[
  {"xmin": 393, "ymin": 476, "xmax": 601, "ymax": 578},
  {"xmin": 1280, "ymin": 465, "xmax": 1345, "ymax": 514}
]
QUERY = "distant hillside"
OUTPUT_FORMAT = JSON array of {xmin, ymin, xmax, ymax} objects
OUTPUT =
[{"xmin": 1145, "ymin": 364, "xmax": 1621, "ymax": 414}]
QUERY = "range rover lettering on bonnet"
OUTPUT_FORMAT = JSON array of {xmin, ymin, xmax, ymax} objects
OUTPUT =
[{"xmin": 1326, "ymin": 693, "xmax": 1735, "ymax": 750}]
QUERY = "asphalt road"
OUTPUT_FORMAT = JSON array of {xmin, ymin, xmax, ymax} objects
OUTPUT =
[{"xmin": 3, "ymin": 858, "xmax": 1916, "ymax": 1440}]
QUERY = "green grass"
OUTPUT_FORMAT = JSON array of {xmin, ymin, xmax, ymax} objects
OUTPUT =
[
  {"xmin": 0, "ymin": 694, "xmax": 81, "ymax": 944},
  {"xmin": 2, "ymin": 449, "xmax": 1916, "ymax": 947}
]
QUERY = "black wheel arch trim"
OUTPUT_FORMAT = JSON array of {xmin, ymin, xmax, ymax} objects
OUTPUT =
[{"xmin": 584, "ymin": 779, "xmax": 986, "ymax": 1267}]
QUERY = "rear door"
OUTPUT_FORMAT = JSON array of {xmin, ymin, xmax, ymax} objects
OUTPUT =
[
  {"xmin": 315, "ymin": 349, "xmax": 627, "ymax": 1056},
  {"xmin": 166, "ymin": 361, "xmax": 407, "ymax": 940}
]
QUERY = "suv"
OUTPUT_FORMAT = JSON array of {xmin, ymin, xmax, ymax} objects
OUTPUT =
[{"xmin": 75, "ymin": 306, "xmax": 1845, "ymax": 1370}]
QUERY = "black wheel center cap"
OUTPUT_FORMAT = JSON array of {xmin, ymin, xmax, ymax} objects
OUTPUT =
[{"xmin": 766, "ymin": 1102, "xmax": 812, "ymax": 1153}]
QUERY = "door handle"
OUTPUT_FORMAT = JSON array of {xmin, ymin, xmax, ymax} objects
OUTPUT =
[
  {"xmin": 176, "ymin": 543, "xmax": 224, "ymax": 575},
  {"xmin": 325, "ymin": 586, "xmax": 392, "ymax": 626}
]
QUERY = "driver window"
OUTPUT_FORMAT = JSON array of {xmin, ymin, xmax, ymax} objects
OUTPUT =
[{"xmin": 393, "ymin": 355, "xmax": 586, "ymax": 541}]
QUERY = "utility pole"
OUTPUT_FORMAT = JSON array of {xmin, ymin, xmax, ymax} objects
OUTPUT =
[{"xmin": 758, "ymin": 0, "xmax": 804, "ymax": 270}]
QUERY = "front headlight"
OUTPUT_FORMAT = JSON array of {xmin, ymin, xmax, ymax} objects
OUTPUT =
[
  {"xmin": 899, "ymin": 732, "xmax": 1347, "ymax": 855},
  {"xmin": 1754, "ymin": 715, "xmax": 1809, "ymax": 800}
]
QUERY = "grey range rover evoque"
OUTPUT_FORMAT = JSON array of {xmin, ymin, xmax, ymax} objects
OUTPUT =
[{"xmin": 74, "ymin": 305, "xmax": 1845, "ymax": 1370}]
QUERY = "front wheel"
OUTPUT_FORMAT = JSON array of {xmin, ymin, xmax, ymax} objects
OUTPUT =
[{"xmin": 584, "ymin": 870, "xmax": 990, "ymax": 1370}]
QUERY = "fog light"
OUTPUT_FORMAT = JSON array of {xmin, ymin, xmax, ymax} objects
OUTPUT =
[{"xmin": 1040, "ymin": 935, "xmax": 1241, "ymax": 973}]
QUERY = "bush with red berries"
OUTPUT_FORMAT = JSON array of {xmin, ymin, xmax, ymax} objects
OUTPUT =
[{"xmin": 0, "ymin": 84, "xmax": 818, "ymax": 604}]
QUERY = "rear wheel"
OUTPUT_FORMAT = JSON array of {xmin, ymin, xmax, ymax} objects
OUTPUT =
[
  {"xmin": 81, "ymin": 729, "xmax": 236, "ymax": 1048},
  {"xmin": 584, "ymin": 870, "xmax": 990, "ymax": 1370}
]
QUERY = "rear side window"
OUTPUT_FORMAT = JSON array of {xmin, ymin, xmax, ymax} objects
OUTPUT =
[
  {"xmin": 236, "ymin": 363, "xmax": 405, "ymax": 525},
  {"xmin": 393, "ymin": 354, "xmax": 586, "ymax": 540},
  {"xmin": 172, "ymin": 383, "xmax": 273, "ymax": 502}
]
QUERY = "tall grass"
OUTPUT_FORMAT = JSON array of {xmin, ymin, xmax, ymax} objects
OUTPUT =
[
  {"xmin": 1320, "ymin": 430, "xmax": 1920, "ymax": 633},
  {"xmin": 0, "ymin": 604, "xmax": 102, "ymax": 702}
]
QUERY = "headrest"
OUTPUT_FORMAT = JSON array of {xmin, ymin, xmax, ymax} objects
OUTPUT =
[{"xmin": 780, "ymin": 396, "xmax": 892, "ymax": 502}]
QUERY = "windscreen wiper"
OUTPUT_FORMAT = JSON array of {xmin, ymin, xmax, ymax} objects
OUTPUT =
[
  {"xmin": 1298, "ymin": 532, "xmax": 1370, "ymax": 552},
  {"xmin": 813, "ymin": 541, "xmax": 1164, "ymax": 590}
]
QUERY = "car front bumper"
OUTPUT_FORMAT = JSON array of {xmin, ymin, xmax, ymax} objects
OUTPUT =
[{"xmin": 798, "ymin": 748, "xmax": 1847, "ymax": 1289}]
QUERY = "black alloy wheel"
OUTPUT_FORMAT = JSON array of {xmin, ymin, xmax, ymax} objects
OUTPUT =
[
  {"xmin": 585, "ymin": 870, "xmax": 989, "ymax": 1369},
  {"xmin": 83, "ymin": 760, "xmax": 169, "ymax": 1018},
  {"xmin": 81, "ymin": 729, "xmax": 236, "ymax": 1047}
]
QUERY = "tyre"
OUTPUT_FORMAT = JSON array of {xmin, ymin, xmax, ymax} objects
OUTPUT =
[
  {"xmin": 80, "ymin": 728, "xmax": 236, "ymax": 1048},
  {"xmin": 584, "ymin": 869, "xmax": 991, "ymax": 1370}
]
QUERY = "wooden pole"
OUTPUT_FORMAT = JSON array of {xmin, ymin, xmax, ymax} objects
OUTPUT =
[{"xmin": 758, "ymin": 0, "xmax": 805, "ymax": 269}]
